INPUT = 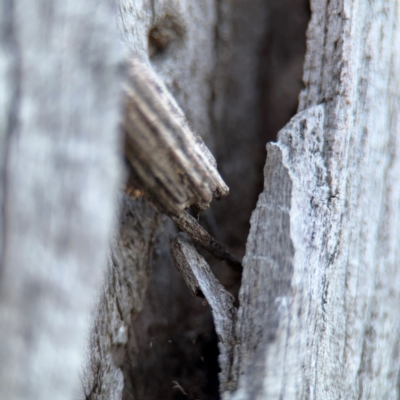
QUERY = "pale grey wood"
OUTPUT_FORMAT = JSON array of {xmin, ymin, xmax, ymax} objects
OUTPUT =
[
  {"xmin": 79, "ymin": 0, "xmax": 400, "ymax": 398},
  {"xmin": 0, "ymin": 0, "xmax": 315, "ymax": 399},
  {"xmin": 0, "ymin": 1, "xmax": 124, "ymax": 400},
  {"xmin": 225, "ymin": 0, "xmax": 400, "ymax": 398}
]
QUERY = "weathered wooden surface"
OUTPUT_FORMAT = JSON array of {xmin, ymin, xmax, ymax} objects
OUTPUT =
[
  {"xmin": 82, "ymin": 1, "xmax": 227, "ymax": 399},
  {"xmin": 5, "ymin": 0, "xmax": 379, "ymax": 398},
  {"xmin": 0, "ymin": 1, "xmax": 123, "ymax": 399},
  {"xmin": 118, "ymin": 0, "xmax": 218, "ymax": 144},
  {"xmin": 84, "ymin": 0, "xmax": 309, "ymax": 399},
  {"xmin": 226, "ymin": 0, "xmax": 400, "ymax": 398}
]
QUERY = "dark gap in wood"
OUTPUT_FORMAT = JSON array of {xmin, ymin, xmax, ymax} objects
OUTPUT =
[
  {"xmin": 259, "ymin": 0, "xmax": 311, "ymax": 146},
  {"xmin": 210, "ymin": 0, "xmax": 311, "ymax": 311},
  {"xmin": 122, "ymin": 1, "xmax": 310, "ymax": 399},
  {"xmin": 208, "ymin": 0, "xmax": 311, "ymax": 395},
  {"xmin": 209, "ymin": 0, "xmax": 310, "ymax": 303},
  {"xmin": 122, "ymin": 224, "xmax": 221, "ymax": 400}
]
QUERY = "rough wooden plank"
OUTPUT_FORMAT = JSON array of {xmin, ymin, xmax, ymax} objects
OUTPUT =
[
  {"xmin": 0, "ymin": 0, "xmax": 313, "ymax": 399},
  {"xmin": 0, "ymin": 1, "xmax": 124, "ymax": 399},
  {"xmin": 225, "ymin": 0, "xmax": 400, "ymax": 398},
  {"xmin": 227, "ymin": 105, "xmax": 327, "ymax": 398},
  {"xmin": 118, "ymin": 0, "xmax": 218, "ymax": 145}
]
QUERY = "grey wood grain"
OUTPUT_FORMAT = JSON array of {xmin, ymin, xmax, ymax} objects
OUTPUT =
[{"xmin": 225, "ymin": 0, "xmax": 400, "ymax": 398}]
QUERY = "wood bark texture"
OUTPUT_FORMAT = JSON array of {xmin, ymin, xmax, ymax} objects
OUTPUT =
[
  {"xmin": 226, "ymin": 0, "xmax": 400, "ymax": 399},
  {"xmin": 0, "ymin": 0, "xmax": 311, "ymax": 398},
  {"xmin": 0, "ymin": 1, "xmax": 123, "ymax": 399}
]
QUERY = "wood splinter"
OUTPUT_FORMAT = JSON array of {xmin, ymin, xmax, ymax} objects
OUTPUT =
[
  {"xmin": 122, "ymin": 55, "xmax": 241, "ymax": 269},
  {"xmin": 122, "ymin": 56, "xmax": 229, "ymax": 216},
  {"xmin": 170, "ymin": 211, "xmax": 242, "ymax": 270}
]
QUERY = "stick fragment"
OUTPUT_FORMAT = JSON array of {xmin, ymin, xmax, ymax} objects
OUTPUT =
[
  {"xmin": 170, "ymin": 234, "xmax": 238, "ymax": 392},
  {"xmin": 171, "ymin": 211, "xmax": 242, "ymax": 270},
  {"xmin": 123, "ymin": 57, "xmax": 229, "ymax": 215}
]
